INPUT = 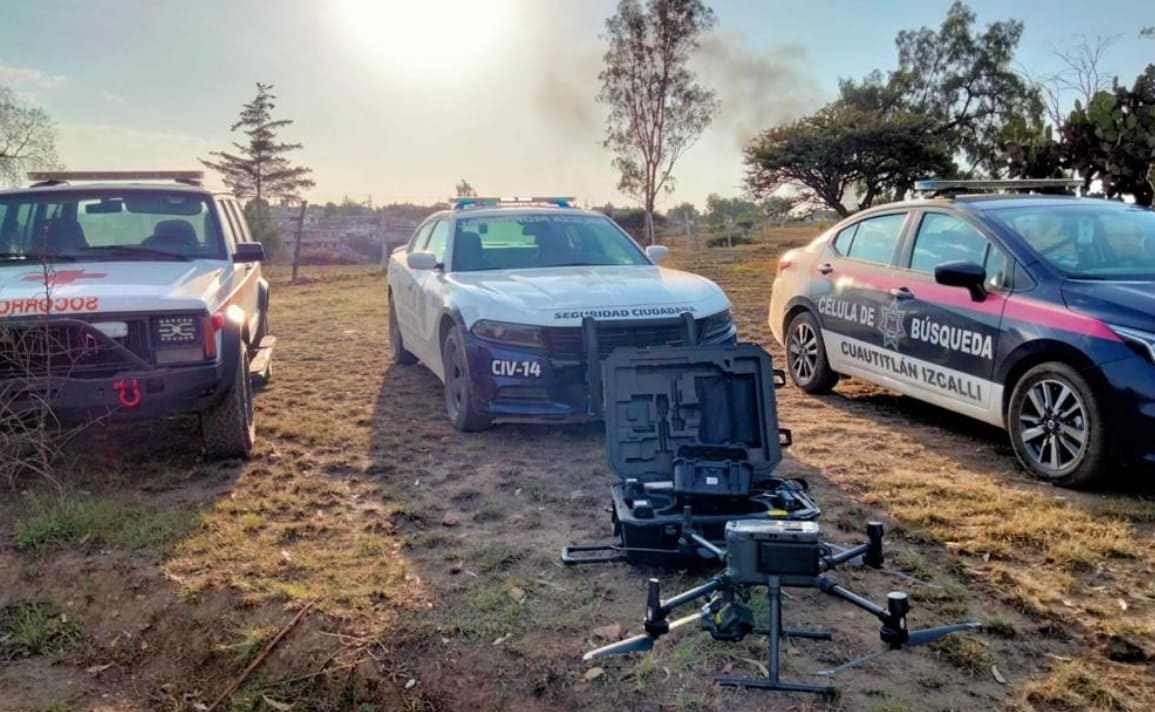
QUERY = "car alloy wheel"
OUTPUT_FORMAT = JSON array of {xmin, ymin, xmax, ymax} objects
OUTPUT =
[
  {"xmin": 788, "ymin": 320, "xmax": 820, "ymax": 385},
  {"xmin": 445, "ymin": 339, "xmax": 468, "ymax": 421},
  {"xmin": 1016, "ymin": 378, "xmax": 1088, "ymax": 474}
]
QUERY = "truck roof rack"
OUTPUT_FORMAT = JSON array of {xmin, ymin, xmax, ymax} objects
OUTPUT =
[
  {"xmin": 26, "ymin": 171, "xmax": 205, "ymax": 188},
  {"xmin": 452, "ymin": 196, "xmax": 576, "ymax": 210},
  {"xmin": 913, "ymin": 178, "xmax": 1083, "ymax": 199}
]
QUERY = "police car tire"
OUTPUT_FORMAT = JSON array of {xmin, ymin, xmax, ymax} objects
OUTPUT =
[
  {"xmin": 442, "ymin": 326, "xmax": 492, "ymax": 432},
  {"xmin": 786, "ymin": 311, "xmax": 839, "ymax": 394},
  {"xmin": 389, "ymin": 292, "xmax": 418, "ymax": 365},
  {"xmin": 202, "ymin": 341, "xmax": 256, "ymax": 459},
  {"xmin": 1007, "ymin": 362, "xmax": 1107, "ymax": 488}
]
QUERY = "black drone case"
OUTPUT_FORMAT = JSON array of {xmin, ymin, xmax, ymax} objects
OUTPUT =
[{"xmin": 563, "ymin": 343, "xmax": 817, "ymax": 569}]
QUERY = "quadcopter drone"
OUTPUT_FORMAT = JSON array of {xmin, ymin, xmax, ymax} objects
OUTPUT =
[{"xmin": 582, "ymin": 518, "xmax": 982, "ymax": 696}]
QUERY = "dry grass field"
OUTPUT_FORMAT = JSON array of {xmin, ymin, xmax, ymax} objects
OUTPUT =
[{"xmin": 2, "ymin": 227, "xmax": 1154, "ymax": 711}]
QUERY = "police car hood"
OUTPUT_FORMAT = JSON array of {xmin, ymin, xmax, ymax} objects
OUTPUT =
[
  {"xmin": 1062, "ymin": 279, "xmax": 1155, "ymax": 332},
  {"xmin": 448, "ymin": 265, "xmax": 730, "ymax": 325},
  {"xmin": 0, "ymin": 260, "xmax": 225, "ymax": 315}
]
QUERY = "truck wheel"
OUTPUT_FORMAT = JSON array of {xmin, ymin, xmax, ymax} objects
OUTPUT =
[
  {"xmin": 785, "ymin": 311, "xmax": 839, "ymax": 394},
  {"xmin": 442, "ymin": 326, "xmax": 492, "ymax": 432},
  {"xmin": 202, "ymin": 340, "xmax": 256, "ymax": 459},
  {"xmin": 389, "ymin": 293, "xmax": 417, "ymax": 365},
  {"xmin": 1006, "ymin": 362, "xmax": 1107, "ymax": 488}
]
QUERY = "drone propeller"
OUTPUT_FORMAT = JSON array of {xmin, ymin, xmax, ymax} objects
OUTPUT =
[
  {"xmin": 814, "ymin": 622, "xmax": 982, "ymax": 677},
  {"xmin": 582, "ymin": 612, "xmax": 702, "ymax": 661}
]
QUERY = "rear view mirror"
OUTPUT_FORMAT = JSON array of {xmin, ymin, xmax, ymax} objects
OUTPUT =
[
  {"xmin": 407, "ymin": 251, "xmax": 439, "ymax": 270},
  {"xmin": 935, "ymin": 260, "xmax": 986, "ymax": 301},
  {"xmin": 234, "ymin": 242, "xmax": 265, "ymax": 263},
  {"xmin": 646, "ymin": 245, "xmax": 669, "ymax": 264},
  {"xmin": 85, "ymin": 199, "xmax": 124, "ymax": 214}
]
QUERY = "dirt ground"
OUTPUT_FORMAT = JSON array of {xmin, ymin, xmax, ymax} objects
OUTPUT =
[{"xmin": 2, "ymin": 230, "xmax": 1154, "ymax": 711}]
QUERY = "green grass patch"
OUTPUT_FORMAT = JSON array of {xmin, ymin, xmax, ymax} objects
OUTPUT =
[
  {"xmin": 0, "ymin": 600, "xmax": 82, "ymax": 662},
  {"xmin": 8, "ymin": 494, "xmax": 200, "ymax": 555}
]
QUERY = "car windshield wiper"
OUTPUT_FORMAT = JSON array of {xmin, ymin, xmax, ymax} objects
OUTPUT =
[
  {"xmin": 0, "ymin": 252, "xmax": 77, "ymax": 262},
  {"xmin": 74, "ymin": 245, "xmax": 192, "ymax": 261}
]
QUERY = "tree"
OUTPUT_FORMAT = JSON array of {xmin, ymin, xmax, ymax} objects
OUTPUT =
[
  {"xmin": 1062, "ymin": 65, "xmax": 1155, "ymax": 206},
  {"xmin": 839, "ymin": 1, "xmax": 1041, "ymax": 177},
  {"xmin": 455, "ymin": 179, "xmax": 477, "ymax": 198},
  {"xmin": 667, "ymin": 201, "xmax": 698, "ymax": 225},
  {"xmin": 598, "ymin": 0, "xmax": 719, "ymax": 245},
  {"xmin": 744, "ymin": 104, "xmax": 953, "ymax": 216},
  {"xmin": 200, "ymin": 83, "xmax": 313, "ymax": 255},
  {"xmin": 0, "ymin": 87, "xmax": 60, "ymax": 186}
]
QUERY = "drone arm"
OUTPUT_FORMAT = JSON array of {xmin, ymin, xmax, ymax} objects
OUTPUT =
[
  {"xmin": 821, "ymin": 521, "xmax": 885, "ymax": 570},
  {"xmin": 657, "ymin": 575, "xmax": 727, "ymax": 614},
  {"xmin": 687, "ymin": 531, "xmax": 726, "ymax": 561},
  {"xmin": 816, "ymin": 577, "xmax": 888, "ymax": 620}
]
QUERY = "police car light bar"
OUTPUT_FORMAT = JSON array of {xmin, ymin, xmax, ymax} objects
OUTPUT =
[
  {"xmin": 27, "ymin": 170, "xmax": 205, "ymax": 185},
  {"xmin": 453, "ymin": 196, "xmax": 576, "ymax": 210},
  {"xmin": 914, "ymin": 178, "xmax": 1082, "ymax": 197}
]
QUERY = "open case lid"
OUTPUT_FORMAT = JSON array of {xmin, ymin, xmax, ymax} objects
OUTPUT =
[{"xmin": 602, "ymin": 343, "xmax": 784, "ymax": 483}]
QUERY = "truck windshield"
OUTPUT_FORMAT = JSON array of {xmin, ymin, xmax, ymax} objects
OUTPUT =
[
  {"xmin": 987, "ymin": 203, "xmax": 1155, "ymax": 280},
  {"xmin": 449, "ymin": 213, "xmax": 650, "ymax": 272},
  {"xmin": 0, "ymin": 190, "xmax": 225, "ymax": 262}
]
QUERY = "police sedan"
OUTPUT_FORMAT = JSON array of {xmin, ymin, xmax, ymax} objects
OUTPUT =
[
  {"xmin": 769, "ymin": 179, "xmax": 1155, "ymax": 487},
  {"xmin": 386, "ymin": 197, "xmax": 736, "ymax": 432}
]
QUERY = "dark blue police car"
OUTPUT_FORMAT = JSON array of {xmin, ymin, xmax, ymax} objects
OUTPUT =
[{"xmin": 769, "ymin": 179, "xmax": 1155, "ymax": 487}]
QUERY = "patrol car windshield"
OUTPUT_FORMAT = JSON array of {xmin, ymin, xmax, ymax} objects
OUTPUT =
[
  {"xmin": 450, "ymin": 214, "xmax": 649, "ymax": 271},
  {"xmin": 0, "ymin": 190, "xmax": 225, "ymax": 263},
  {"xmin": 988, "ymin": 204, "xmax": 1155, "ymax": 280}
]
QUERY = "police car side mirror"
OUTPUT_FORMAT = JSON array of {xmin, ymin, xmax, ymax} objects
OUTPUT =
[
  {"xmin": 935, "ymin": 260, "xmax": 987, "ymax": 302},
  {"xmin": 646, "ymin": 245, "xmax": 669, "ymax": 264},
  {"xmin": 407, "ymin": 251, "xmax": 439, "ymax": 270},
  {"xmin": 234, "ymin": 242, "xmax": 264, "ymax": 263}
]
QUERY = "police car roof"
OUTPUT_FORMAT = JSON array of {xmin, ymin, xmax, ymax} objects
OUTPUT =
[{"xmin": 439, "ymin": 205, "xmax": 606, "ymax": 220}]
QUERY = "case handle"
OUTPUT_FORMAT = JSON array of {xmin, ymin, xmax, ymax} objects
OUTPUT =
[
  {"xmin": 772, "ymin": 368, "xmax": 787, "ymax": 388},
  {"xmin": 561, "ymin": 543, "xmax": 628, "ymax": 565},
  {"xmin": 779, "ymin": 428, "xmax": 793, "ymax": 447}
]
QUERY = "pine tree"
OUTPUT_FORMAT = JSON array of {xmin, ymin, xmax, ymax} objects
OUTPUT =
[{"xmin": 201, "ymin": 83, "xmax": 314, "ymax": 255}]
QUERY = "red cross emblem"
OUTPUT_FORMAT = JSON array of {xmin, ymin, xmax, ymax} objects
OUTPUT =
[{"xmin": 22, "ymin": 269, "xmax": 107, "ymax": 285}]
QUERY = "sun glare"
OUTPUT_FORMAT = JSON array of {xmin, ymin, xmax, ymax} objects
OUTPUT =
[{"xmin": 335, "ymin": 0, "xmax": 511, "ymax": 76}]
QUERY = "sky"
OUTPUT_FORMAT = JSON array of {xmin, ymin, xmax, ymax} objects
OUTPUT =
[{"xmin": 0, "ymin": 0, "xmax": 1152, "ymax": 210}]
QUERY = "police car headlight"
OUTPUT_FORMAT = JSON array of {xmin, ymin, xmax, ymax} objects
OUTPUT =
[
  {"xmin": 470, "ymin": 320, "xmax": 544, "ymax": 349},
  {"xmin": 701, "ymin": 309, "xmax": 734, "ymax": 338},
  {"xmin": 1110, "ymin": 324, "xmax": 1155, "ymax": 363}
]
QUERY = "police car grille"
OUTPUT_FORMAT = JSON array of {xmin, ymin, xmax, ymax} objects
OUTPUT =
[
  {"xmin": 543, "ymin": 322, "xmax": 691, "ymax": 359},
  {"xmin": 0, "ymin": 320, "xmax": 150, "ymax": 378}
]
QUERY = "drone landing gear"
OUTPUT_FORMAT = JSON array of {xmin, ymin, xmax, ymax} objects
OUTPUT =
[{"xmin": 714, "ymin": 575, "xmax": 835, "ymax": 696}]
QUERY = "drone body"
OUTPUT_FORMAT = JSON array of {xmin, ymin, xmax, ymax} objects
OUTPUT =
[{"xmin": 583, "ymin": 519, "xmax": 982, "ymax": 697}]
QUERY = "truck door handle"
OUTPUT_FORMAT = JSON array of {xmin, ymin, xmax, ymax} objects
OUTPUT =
[
  {"xmin": 889, "ymin": 286, "xmax": 915, "ymax": 300},
  {"xmin": 818, "ymin": 263, "xmax": 834, "ymax": 275}
]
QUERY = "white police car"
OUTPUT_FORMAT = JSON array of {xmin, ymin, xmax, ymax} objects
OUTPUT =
[
  {"xmin": 386, "ymin": 197, "xmax": 736, "ymax": 431},
  {"xmin": 0, "ymin": 171, "xmax": 274, "ymax": 457}
]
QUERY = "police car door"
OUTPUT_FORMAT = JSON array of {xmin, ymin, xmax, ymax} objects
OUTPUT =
[
  {"xmin": 815, "ymin": 211, "xmax": 911, "ymax": 382},
  {"xmin": 890, "ymin": 210, "xmax": 1010, "ymax": 421},
  {"xmin": 393, "ymin": 220, "xmax": 435, "ymax": 349},
  {"xmin": 413, "ymin": 218, "xmax": 451, "ymax": 365}
]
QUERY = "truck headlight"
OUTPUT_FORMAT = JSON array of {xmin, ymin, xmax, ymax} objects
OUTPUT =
[
  {"xmin": 701, "ymin": 309, "xmax": 734, "ymax": 339},
  {"xmin": 470, "ymin": 320, "xmax": 544, "ymax": 349},
  {"xmin": 154, "ymin": 314, "xmax": 207, "ymax": 364},
  {"xmin": 1110, "ymin": 324, "xmax": 1155, "ymax": 363}
]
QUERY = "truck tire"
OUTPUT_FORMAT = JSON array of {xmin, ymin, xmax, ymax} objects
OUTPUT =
[
  {"xmin": 389, "ymin": 293, "xmax": 417, "ymax": 365},
  {"xmin": 442, "ymin": 326, "xmax": 492, "ymax": 432},
  {"xmin": 1006, "ymin": 361, "xmax": 1107, "ymax": 488},
  {"xmin": 202, "ymin": 340, "xmax": 256, "ymax": 459},
  {"xmin": 785, "ymin": 311, "xmax": 839, "ymax": 394}
]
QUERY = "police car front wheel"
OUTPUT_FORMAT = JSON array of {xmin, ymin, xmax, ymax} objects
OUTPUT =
[
  {"xmin": 1007, "ymin": 362, "xmax": 1107, "ymax": 488},
  {"xmin": 442, "ymin": 327, "xmax": 493, "ymax": 433},
  {"xmin": 786, "ymin": 311, "xmax": 839, "ymax": 394}
]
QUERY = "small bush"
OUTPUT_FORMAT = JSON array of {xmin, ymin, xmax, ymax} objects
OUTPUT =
[
  {"xmin": 706, "ymin": 235, "xmax": 754, "ymax": 248},
  {"xmin": 0, "ymin": 600, "xmax": 82, "ymax": 662}
]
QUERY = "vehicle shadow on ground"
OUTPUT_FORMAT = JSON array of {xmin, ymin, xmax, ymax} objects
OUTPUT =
[{"xmin": 815, "ymin": 380, "xmax": 1155, "ymax": 497}]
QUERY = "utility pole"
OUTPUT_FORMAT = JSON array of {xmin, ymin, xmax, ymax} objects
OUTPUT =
[{"xmin": 291, "ymin": 200, "xmax": 308, "ymax": 283}]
